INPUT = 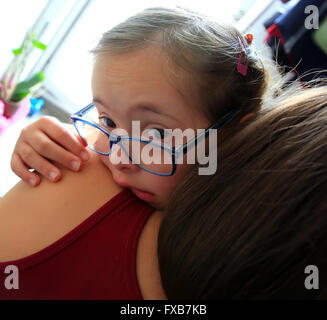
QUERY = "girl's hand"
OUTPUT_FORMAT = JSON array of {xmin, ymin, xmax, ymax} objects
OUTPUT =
[{"xmin": 11, "ymin": 116, "xmax": 89, "ymax": 187}]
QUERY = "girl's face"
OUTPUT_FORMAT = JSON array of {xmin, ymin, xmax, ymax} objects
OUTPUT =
[{"xmin": 91, "ymin": 45, "xmax": 210, "ymax": 209}]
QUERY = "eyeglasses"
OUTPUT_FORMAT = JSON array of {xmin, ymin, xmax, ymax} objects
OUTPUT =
[{"xmin": 70, "ymin": 103, "xmax": 240, "ymax": 176}]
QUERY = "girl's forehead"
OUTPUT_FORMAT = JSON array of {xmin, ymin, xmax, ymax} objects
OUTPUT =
[
  {"xmin": 92, "ymin": 46, "xmax": 172, "ymax": 85},
  {"xmin": 91, "ymin": 47, "xmax": 208, "ymax": 127}
]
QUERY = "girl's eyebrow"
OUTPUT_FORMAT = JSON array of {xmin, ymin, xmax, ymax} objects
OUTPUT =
[
  {"xmin": 93, "ymin": 97, "xmax": 181, "ymax": 123},
  {"xmin": 134, "ymin": 104, "xmax": 180, "ymax": 123}
]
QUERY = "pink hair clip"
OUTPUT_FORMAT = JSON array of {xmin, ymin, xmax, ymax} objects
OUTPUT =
[{"xmin": 237, "ymin": 36, "xmax": 248, "ymax": 76}]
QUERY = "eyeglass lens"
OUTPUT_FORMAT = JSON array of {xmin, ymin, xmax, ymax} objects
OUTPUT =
[{"xmin": 74, "ymin": 118, "xmax": 173, "ymax": 175}]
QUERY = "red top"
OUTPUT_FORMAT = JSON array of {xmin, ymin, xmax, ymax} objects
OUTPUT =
[{"xmin": 0, "ymin": 188, "xmax": 154, "ymax": 300}]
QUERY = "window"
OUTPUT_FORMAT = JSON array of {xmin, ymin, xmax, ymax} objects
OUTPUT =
[{"xmin": 0, "ymin": 0, "xmax": 47, "ymax": 77}]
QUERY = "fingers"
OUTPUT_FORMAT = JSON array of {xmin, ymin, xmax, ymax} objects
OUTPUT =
[
  {"xmin": 26, "ymin": 117, "xmax": 89, "ymax": 167},
  {"xmin": 25, "ymin": 129, "xmax": 84, "ymax": 172},
  {"xmin": 11, "ymin": 116, "xmax": 90, "ymax": 186},
  {"xmin": 11, "ymin": 153, "xmax": 39, "ymax": 186},
  {"xmin": 39, "ymin": 117, "xmax": 89, "ymax": 161},
  {"xmin": 14, "ymin": 141, "xmax": 64, "ymax": 182}
]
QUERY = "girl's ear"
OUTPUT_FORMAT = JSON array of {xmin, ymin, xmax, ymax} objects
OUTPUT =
[{"xmin": 239, "ymin": 112, "xmax": 255, "ymax": 124}]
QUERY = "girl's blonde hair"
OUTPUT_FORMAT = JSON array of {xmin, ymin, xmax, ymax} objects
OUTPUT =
[{"xmin": 91, "ymin": 6, "xmax": 278, "ymax": 130}]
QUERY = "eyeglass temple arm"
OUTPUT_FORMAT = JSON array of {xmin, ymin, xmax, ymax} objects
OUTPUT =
[
  {"xmin": 175, "ymin": 108, "xmax": 240, "ymax": 159},
  {"xmin": 72, "ymin": 103, "xmax": 95, "ymax": 117}
]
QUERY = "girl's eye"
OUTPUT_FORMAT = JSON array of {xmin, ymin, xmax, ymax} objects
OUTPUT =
[
  {"xmin": 99, "ymin": 116, "xmax": 116, "ymax": 128},
  {"xmin": 146, "ymin": 128, "xmax": 169, "ymax": 140}
]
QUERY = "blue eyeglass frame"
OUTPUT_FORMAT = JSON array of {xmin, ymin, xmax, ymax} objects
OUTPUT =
[{"xmin": 70, "ymin": 103, "xmax": 240, "ymax": 176}]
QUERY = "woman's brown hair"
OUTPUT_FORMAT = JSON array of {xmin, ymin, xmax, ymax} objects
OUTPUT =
[{"xmin": 158, "ymin": 85, "xmax": 327, "ymax": 299}]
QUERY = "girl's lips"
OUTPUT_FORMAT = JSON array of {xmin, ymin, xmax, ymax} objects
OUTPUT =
[
  {"xmin": 113, "ymin": 178, "xmax": 154, "ymax": 202},
  {"xmin": 129, "ymin": 187, "xmax": 154, "ymax": 202}
]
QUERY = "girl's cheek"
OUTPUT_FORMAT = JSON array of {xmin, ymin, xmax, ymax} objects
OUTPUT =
[{"xmin": 150, "ymin": 178, "xmax": 172, "ymax": 194}]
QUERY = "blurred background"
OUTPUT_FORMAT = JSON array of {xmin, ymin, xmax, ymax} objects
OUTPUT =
[{"xmin": 0, "ymin": 0, "xmax": 326, "ymax": 196}]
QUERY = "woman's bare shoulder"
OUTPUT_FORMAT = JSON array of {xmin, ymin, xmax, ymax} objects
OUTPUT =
[
  {"xmin": 0, "ymin": 152, "xmax": 122, "ymax": 209},
  {"xmin": 0, "ymin": 152, "xmax": 123, "ymax": 261}
]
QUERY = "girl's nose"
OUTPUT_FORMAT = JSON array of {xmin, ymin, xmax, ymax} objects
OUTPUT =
[{"xmin": 109, "ymin": 144, "xmax": 140, "ymax": 173}]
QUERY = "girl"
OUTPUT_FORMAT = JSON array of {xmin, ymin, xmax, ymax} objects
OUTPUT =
[
  {"xmin": 158, "ymin": 86, "xmax": 327, "ymax": 299},
  {"xmin": 10, "ymin": 6, "xmax": 270, "ymax": 210},
  {"xmin": 2, "ymin": 6, "xmax": 271, "ymax": 300}
]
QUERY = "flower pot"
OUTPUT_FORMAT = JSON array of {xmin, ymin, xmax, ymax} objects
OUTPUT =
[
  {"xmin": 2, "ymin": 98, "xmax": 31, "ymax": 118},
  {"xmin": 0, "ymin": 98, "xmax": 31, "ymax": 134}
]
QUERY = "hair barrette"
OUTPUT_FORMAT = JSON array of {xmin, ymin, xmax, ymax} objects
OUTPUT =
[{"xmin": 245, "ymin": 33, "xmax": 253, "ymax": 45}]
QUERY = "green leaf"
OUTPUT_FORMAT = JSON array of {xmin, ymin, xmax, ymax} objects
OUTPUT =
[
  {"xmin": 10, "ymin": 72, "xmax": 45, "ymax": 102},
  {"xmin": 12, "ymin": 47, "xmax": 23, "ymax": 56},
  {"xmin": 11, "ymin": 90, "xmax": 31, "ymax": 101},
  {"xmin": 31, "ymin": 40, "xmax": 47, "ymax": 50}
]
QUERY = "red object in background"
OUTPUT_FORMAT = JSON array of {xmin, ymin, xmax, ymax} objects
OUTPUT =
[{"xmin": 264, "ymin": 23, "xmax": 296, "ymax": 72}]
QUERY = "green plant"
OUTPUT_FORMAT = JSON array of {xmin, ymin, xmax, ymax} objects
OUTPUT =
[{"xmin": 0, "ymin": 28, "xmax": 47, "ymax": 103}]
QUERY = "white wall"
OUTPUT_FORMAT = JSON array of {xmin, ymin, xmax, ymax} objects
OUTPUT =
[{"xmin": 0, "ymin": 0, "xmax": 46, "ymax": 78}]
